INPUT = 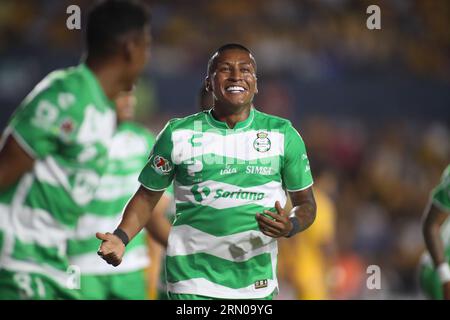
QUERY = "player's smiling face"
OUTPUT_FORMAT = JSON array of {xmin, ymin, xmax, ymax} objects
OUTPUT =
[{"xmin": 207, "ymin": 49, "xmax": 258, "ymax": 109}]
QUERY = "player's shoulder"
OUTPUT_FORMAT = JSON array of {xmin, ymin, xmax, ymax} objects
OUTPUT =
[
  {"xmin": 253, "ymin": 108, "xmax": 294, "ymax": 130},
  {"xmin": 167, "ymin": 111, "xmax": 208, "ymax": 131},
  {"xmin": 23, "ymin": 65, "xmax": 86, "ymax": 105},
  {"xmin": 43, "ymin": 65, "xmax": 85, "ymax": 90}
]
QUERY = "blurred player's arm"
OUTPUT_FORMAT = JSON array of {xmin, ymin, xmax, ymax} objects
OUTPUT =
[
  {"xmin": 0, "ymin": 135, "xmax": 34, "ymax": 191},
  {"xmin": 97, "ymin": 185, "xmax": 167, "ymax": 267},
  {"xmin": 0, "ymin": 89, "xmax": 64, "ymax": 191},
  {"xmin": 422, "ymin": 202, "xmax": 450, "ymax": 299}
]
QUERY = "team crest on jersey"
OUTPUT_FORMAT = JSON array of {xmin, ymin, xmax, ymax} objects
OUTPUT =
[
  {"xmin": 253, "ymin": 132, "xmax": 271, "ymax": 152},
  {"xmin": 152, "ymin": 155, "xmax": 172, "ymax": 175}
]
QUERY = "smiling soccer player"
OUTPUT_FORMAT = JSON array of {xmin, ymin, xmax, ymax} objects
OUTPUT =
[{"xmin": 97, "ymin": 43, "xmax": 317, "ymax": 300}]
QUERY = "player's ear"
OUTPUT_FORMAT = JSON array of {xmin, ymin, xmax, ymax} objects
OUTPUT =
[
  {"xmin": 123, "ymin": 35, "xmax": 139, "ymax": 63},
  {"xmin": 123, "ymin": 41, "xmax": 133, "ymax": 63},
  {"xmin": 204, "ymin": 77, "xmax": 211, "ymax": 92},
  {"xmin": 254, "ymin": 78, "xmax": 258, "ymax": 95}
]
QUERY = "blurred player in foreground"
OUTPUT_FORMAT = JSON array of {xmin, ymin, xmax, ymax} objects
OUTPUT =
[
  {"xmin": 68, "ymin": 91, "xmax": 172, "ymax": 299},
  {"xmin": 97, "ymin": 43, "xmax": 316, "ymax": 300},
  {"xmin": 0, "ymin": 0, "xmax": 151, "ymax": 299},
  {"xmin": 421, "ymin": 164, "xmax": 450, "ymax": 300}
]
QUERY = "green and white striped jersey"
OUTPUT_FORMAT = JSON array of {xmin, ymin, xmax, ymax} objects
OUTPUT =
[
  {"xmin": 0, "ymin": 64, "xmax": 116, "ymax": 288},
  {"xmin": 68, "ymin": 122, "xmax": 156, "ymax": 275},
  {"xmin": 138, "ymin": 107, "xmax": 313, "ymax": 299}
]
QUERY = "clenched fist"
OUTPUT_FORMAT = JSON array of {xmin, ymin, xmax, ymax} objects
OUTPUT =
[{"xmin": 96, "ymin": 232, "xmax": 125, "ymax": 267}]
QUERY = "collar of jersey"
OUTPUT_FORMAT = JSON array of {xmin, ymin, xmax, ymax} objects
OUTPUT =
[
  {"xmin": 79, "ymin": 63, "xmax": 115, "ymax": 110},
  {"xmin": 206, "ymin": 107, "xmax": 255, "ymax": 130}
]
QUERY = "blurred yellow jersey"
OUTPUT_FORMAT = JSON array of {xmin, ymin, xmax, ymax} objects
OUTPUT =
[{"xmin": 278, "ymin": 187, "xmax": 336, "ymax": 299}]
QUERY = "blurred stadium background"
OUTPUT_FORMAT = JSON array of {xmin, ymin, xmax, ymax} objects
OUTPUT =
[{"xmin": 1, "ymin": 0, "xmax": 449, "ymax": 299}]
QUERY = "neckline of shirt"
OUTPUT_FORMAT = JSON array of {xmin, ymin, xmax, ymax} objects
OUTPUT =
[{"xmin": 205, "ymin": 107, "xmax": 255, "ymax": 130}]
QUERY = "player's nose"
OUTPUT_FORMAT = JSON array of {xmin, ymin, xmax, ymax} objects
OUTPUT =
[{"xmin": 228, "ymin": 67, "xmax": 242, "ymax": 80}]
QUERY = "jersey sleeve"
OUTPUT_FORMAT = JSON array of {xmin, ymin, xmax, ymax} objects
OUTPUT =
[
  {"xmin": 281, "ymin": 123, "xmax": 313, "ymax": 191},
  {"xmin": 7, "ymin": 87, "xmax": 62, "ymax": 159},
  {"xmin": 138, "ymin": 121, "xmax": 175, "ymax": 191},
  {"xmin": 431, "ymin": 165, "xmax": 450, "ymax": 213}
]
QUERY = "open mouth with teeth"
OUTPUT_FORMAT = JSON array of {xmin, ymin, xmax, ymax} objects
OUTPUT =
[{"xmin": 226, "ymin": 85, "xmax": 246, "ymax": 93}]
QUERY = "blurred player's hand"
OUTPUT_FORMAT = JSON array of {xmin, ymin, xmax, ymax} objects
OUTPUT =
[
  {"xmin": 256, "ymin": 201, "xmax": 292, "ymax": 238},
  {"xmin": 96, "ymin": 232, "xmax": 125, "ymax": 267},
  {"xmin": 443, "ymin": 282, "xmax": 450, "ymax": 300}
]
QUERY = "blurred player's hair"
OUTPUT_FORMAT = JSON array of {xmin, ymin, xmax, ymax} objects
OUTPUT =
[
  {"xmin": 207, "ymin": 43, "xmax": 257, "ymax": 75},
  {"xmin": 86, "ymin": 0, "xmax": 151, "ymax": 58}
]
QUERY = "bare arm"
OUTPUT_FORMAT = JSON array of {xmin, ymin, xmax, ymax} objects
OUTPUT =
[
  {"xmin": 145, "ymin": 193, "xmax": 172, "ymax": 247},
  {"xmin": 117, "ymin": 186, "xmax": 165, "ymax": 241},
  {"xmin": 288, "ymin": 187, "xmax": 317, "ymax": 232},
  {"xmin": 0, "ymin": 135, "xmax": 34, "ymax": 191},
  {"xmin": 422, "ymin": 202, "xmax": 448, "ymax": 268},
  {"xmin": 256, "ymin": 187, "xmax": 316, "ymax": 238},
  {"xmin": 97, "ymin": 185, "xmax": 165, "ymax": 266}
]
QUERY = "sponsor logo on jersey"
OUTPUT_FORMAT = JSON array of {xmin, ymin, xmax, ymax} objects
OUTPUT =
[
  {"xmin": 220, "ymin": 166, "xmax": 237, "ymax": 175},
  {"xmin": 190, "ymin": 185, "xmax": 265, "ymax": 202},
  {"xmin": 189, "ymin": 133, "xmax": 202, "ymax": 147},
  {"xmin": 253, "ymin": 132, "xmax": 271, "ymax": 152},
  {"xmin": 246, "ymin": 165, "xmax": 273, "ymax": 175},
  {"xmin": 214, "ymin": 189, "xmax": 264, "ymax": 201},
  {"xmin": 152, "ymin": 155, "xmax": 172, "ymax": 175},
  {"xmin": 190, "ymin": 184, "xmax": 210, "ymax": 202}
]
